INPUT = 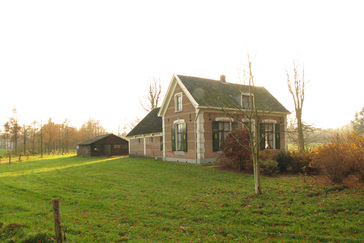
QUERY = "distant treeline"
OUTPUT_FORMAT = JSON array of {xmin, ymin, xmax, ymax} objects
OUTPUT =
[{"xmin": 0, "ymin": 117, "xmax": 110, "ymax": 155}]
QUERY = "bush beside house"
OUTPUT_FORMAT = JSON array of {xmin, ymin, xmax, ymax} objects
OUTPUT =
[{"xmin": 217, "ymin": 130, "xmax": 363, "ymax": 186}]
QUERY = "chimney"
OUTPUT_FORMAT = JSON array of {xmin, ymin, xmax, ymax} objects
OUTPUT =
[{"xmin": 220, "ymin": 75, "xmax": 226, "ymax": 83}]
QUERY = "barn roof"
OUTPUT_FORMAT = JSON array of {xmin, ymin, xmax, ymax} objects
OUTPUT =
[
  {"xmin": 78, "ymin": 134, "xmax": 126, "ymax": 146},
  {"xmin": 126, "ymin": 108, "xmax": 162, "ymax": 137}
]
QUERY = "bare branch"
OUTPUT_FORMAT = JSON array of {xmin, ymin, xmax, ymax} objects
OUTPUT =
[
  {"xmin": 140, "ymin": 77, "xmax": 163, "ymax": 112},
  {"xmin": 286, "ymin": 61, "xmax": 309, "ymax": 152}
]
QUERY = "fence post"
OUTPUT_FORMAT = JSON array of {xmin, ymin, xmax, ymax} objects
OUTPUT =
[{"xmin": 52, "ymin": 199, "xmax": 63, "ymax": 242}]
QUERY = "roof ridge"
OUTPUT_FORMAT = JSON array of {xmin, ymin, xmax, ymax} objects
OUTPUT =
[
  {"xmin": 177, "ymin": 75, "xmax": 289, "ymax": 113},
  {"xmin": 177, "ymin": 74, "xmax": 265, "ymax": 88}
]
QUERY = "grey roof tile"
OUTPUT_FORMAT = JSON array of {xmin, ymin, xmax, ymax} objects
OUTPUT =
[
  {"xmin": 178, "ymin": 75, "xmax": 289, "ymax": 113},
  {"xmin": 126, "ymin": 108, "xmax": 162, "ymax": 137}
]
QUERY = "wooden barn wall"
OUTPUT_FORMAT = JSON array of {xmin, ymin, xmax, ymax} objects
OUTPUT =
[
  {"xmin": 79, "ymin": 135, "xmax": 129, "ymax": 157},
  {"xmin": 77, "ymin": 145, "xmax": 91, "ymax": 157}
]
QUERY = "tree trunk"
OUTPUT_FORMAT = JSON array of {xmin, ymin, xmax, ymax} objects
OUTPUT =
[
  {"xmin": 253, "ymin": 155, "xmax": 262, "ymax": 194},
  {"xmin": 296, "ymin": 110, "xmax": 305, "ymax": 153}
]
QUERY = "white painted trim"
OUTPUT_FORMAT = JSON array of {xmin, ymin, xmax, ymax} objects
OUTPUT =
[
  {"xmin": 196, "ymin": 110, "xmax": 205, "ymax": 161},
  {"xmin": 127, "ymin": 132, "xmax": 163, "ymax": 139},
  {"xmin": 162, "ymin": 116, "xmax": 166, "ymax": 158},
  {"xmin": 158, "ymin": 75, "xmax": 178, "ymax": 117},
  {"xmin": 262, "ymin": 119, "xmax": 277, "ymax": 124},
  {"xmin": 158, "ymin": 74, "xmax": 199, "ymax": 118},
  {"xmin": 172, "ymin": 119, "xmax": 186, "ymax": 152},
  {"xmin": 197, "ymin": 105, "xmax": 290, "ymax": 115},
  {"xmin": 241, "ymin": 118, "xmax": 256, "ymax": 133},
  {"xmin": 128, "ymin": 139, "xmax": 131, "ymax": 154},
  {"xmin": 215, "ymin": 117, "xmax": 233, "ymax": 122},
  {"xmin": 174, "ymin": 92, "xmax": 183, "ymax": 112},
  {"xmin": 173, "ymin": 119, "xmax": 185, "ymax": 125},
  {"xmin": 261, "ymin": 121, "xmax": 278, "ymax": 149},
  {"xmin": 174, "ymin": 75, "xmax": 199, "ymax": 108},
  {"xmin": 241, "ymin": 92, "xmax": 255, "ymax": 96},
  {"xmin": 143, "ymin": 137, "xmax": 146, "ymax": 156},
  {"xmin": 241, "ymin": 92, "xmax": 255, "ymax": 109}
]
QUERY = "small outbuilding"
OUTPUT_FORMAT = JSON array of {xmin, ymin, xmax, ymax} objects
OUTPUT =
[{"xmin": 77, "ymin": 134, "xmax": 129, "ymax": 157}]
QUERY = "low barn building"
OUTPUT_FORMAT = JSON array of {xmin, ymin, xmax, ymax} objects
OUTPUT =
[
  {"xmin": 126, "ymin": 107, "xmax": 163, "ymax": 158},
  {"xmin": 77, "ymin": 134, "xmax": 129, "ymax": 157}
]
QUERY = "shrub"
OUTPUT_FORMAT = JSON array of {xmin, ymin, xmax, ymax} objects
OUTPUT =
[
  {"xmin": 259, "ymin": 150, "xmax": 279, "ymax": 161},
  {"xmin": 311, "ymin": 133, "xmax": 354, "ymax": 183},
  {"xmin": 245, "ymin": 157, "xmax": 254, "ymax": 172},
  {"xmin": 219, "ymin": 128, "xmax": 251, "ymax": 171},
  {"xmin": 343, "ymin": 131, "xmax": 364, "ymax": 181},
  {"xmin": 259, "ymin": 159, "xmax": 279, "ymax": 176},
  {"xmin": 274, "ymin": 151, "xmax": 293, "ymax": 172},
  {"xmin": 216, "ymin": 152, "xmax": 238, "ymax": 170},
  {"xmin": 291, "ymin": 151, "xmax": 313, "ymax": 174}
]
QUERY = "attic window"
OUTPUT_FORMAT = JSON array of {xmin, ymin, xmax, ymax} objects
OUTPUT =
[
  {"xmin": 242, "ymin": 94, "xmax": 253, "ymax": 109},
  {"xmin": 175, "ymin": 93, "xmax": 182, "ymax": 112}
]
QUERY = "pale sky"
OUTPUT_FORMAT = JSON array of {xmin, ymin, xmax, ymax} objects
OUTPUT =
[{"xmin": 1, "ymin": 1, "xmax": 363, "ymax": 133}]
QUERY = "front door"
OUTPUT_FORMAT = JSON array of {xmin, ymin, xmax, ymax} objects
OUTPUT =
[{"xmin": 104, "ymin": 145, "xmax": 111, "ymax": 157}]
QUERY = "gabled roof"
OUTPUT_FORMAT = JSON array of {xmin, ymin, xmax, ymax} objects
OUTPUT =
[
  {"xmin": 159, "ymin": 74, "xmax": 289, "ymax": 116},
  {"xmin": 126, "ymin": 108, "xmax": 162, "ymax": 137},
  {"xmin": 78, "ymin": 134, "xmax": 125, "ymax": 146}
]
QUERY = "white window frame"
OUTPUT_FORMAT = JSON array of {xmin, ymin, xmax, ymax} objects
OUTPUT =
[
  {"xmin": 173, "ymin": 119, "xmax": 186, "ymax": 153},
  {"xmin": 241, "ymin": 93, "xmax": 254, "ymax": 109},
  {"xmin": 241, "ymin": 118, "xmax": 256, "ymax": 132},
  {"xmin": 214, "ymin": 117, "xmax": 234, "ymax": 151},
  {"xmin": 174, "ymin": 92, "xmax": 183, "ymax": 112},
  {"xmin": 262, "ymin": 119, "xmax": 277, "ymax": 150}
]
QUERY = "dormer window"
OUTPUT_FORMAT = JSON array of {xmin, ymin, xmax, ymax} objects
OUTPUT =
[
  {"xmin": 242, "ymin": 94, "xmax": 253, "ymax": 109},
  {"xmin": 175, "ymin": 93, "xmax": 182, "ymax": 112}
]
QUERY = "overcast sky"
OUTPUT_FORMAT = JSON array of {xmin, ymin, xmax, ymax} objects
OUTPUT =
[{"xmin": 1, "ymin": 0, "xmax": 363, "ymax": 133}]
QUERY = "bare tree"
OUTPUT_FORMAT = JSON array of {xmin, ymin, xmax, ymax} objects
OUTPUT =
[
  {"xmin": 351, "ymin": 107, "xmax": 364, "ymax": 135},
  {"xmin": 21, "ymin": 124, "xmax": 31, "ymax": 155},
  {"xmin": 79, "ymin": 118, "xmax": 107, "ymax": 141},
  {"xmin": 127, "ymin": 117, "xmax": 141, "ymax": 131},
  {"xmin": 140, "ymin": 77, "xmax": 162, "ymax": 112},
  {"xmin": 40, "ymin": 120, "xmax": 43, "ymax": 158},
  {"xmin": 30, "ymin": 120, "xmax": 39, "ymax": 155},
  {"xmin": 240, "ymin": 56, "xmax": 263, "ymax": 194},
  {"xmin": 214, "ymin": 55, "xmax": 275, "ymax": 194},
  {"xmin": 286, "ymin": 61, "xmax": 308, "ymax": 153},
  {"xmin": 286, "ymin": 117, "xmax": 325, "ymax": 147},
  {"xmin": 4, "ymin": 108, "xmax": 21, "ymax": 153}
]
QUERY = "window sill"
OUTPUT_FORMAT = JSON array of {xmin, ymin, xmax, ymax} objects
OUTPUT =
[{"xmin": 174, "ymin": 151, "xmax": 186, "ymax": 156}]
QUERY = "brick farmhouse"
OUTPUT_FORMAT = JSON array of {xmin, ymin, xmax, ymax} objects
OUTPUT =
[{"xmin": 127, "ymin": 74, "xmax": 289, "ymax": 164}]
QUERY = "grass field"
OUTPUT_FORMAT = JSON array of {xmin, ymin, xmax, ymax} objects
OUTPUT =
[
  {"xmin": 0, "ymin": 155, "xmax": 363, "ymax": 242},
  {"xmin": 0, "ymin": 149, "xmax": 8, "ymax": 155}
]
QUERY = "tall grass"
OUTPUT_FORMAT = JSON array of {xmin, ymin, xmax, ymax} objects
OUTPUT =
[{"xmin": 0, "ymin": 156, "xmax": 363, "ymax": 242}]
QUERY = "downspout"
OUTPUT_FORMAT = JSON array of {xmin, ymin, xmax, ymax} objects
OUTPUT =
[{"xmin": 194, "ymin": 108, "xmax": 201, "ymax": 164}]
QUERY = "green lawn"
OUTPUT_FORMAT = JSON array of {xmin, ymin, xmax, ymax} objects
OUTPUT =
[
  {"xmin": 0, "ymin": 149, "xmax": 8, "ymax": 155},
  {"xmin": 0, "ymin": 156, "xmax": 363, "ymax": 242}
]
